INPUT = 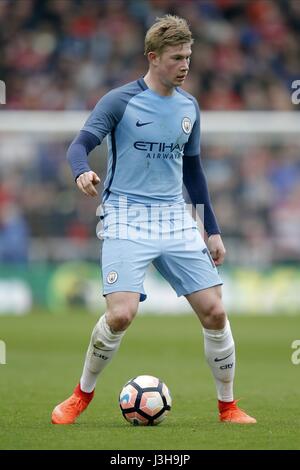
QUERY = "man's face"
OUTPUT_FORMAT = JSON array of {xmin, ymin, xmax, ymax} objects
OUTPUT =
[{"xmin": 154, "ymin": 43, "xmax": 192, "ymax": 88}]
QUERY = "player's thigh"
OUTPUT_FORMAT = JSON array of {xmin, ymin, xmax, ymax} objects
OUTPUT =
[
  {"xmin": 154, "ymin": 230, "xmax": 222, "ymax": 298},
  {"xmin": 101, "ymin": 237, "xmax": 158, "ymax": 299}
]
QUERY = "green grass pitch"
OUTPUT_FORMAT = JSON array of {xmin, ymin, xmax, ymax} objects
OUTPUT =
[{"xmin": 0, "ymin": 312, "xmax": 300, "ymax": 450}]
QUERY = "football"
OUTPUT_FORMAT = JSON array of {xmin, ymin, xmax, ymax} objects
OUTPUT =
[{"xmin": 119, "ymin": 375, "xmax": 172, "ymax": 426}]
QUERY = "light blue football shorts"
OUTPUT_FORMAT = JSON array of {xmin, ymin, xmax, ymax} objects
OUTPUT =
[{"xmin": 99, "ymin": 202, "xmax": 222, "ymax": 302}]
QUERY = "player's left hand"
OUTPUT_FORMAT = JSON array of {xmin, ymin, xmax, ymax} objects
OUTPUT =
[{"xmin": 207, "ymin": 234, "xmax": 226, "ymax": 266}]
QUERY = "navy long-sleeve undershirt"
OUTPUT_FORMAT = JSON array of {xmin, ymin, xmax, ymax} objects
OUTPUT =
[
  {"xmin": 183, "ymin": 154, "xmax": 220, "ymax": 236},
  {"xmin": 66, "ymin": 130, "xmax": 100, "ymax": 181}
]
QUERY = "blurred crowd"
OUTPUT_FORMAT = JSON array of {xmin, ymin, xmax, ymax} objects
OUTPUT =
[
  {"xmin": 203, "ymin": 143, "xmax": 300, "ymax": 265},
  {"xmin": 0, "ymin": 0, "xmax": 299, "ymax": 111},
  {"xmin": 0, "ymin": 136, "xmax": 299, "ymax": 265}
]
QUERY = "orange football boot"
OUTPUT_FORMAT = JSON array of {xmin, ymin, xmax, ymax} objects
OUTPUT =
[
  {"xmin": 219, "ymin": 400, "xmax": 257, "ymax": 424},
  {"xmin": 51, "ymin": 384, "xmax": 94, "ymax": 424}
]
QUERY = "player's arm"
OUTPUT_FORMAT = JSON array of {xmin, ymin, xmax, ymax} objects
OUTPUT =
[
  {"xmin": 67, "ymin": 130, "xmax": 101, "ymax": 197},
  {"xmin": 67, "ymin": 89, "xmax": 122, "ymax": 197},
  {"xmin": 183, "ymin": 97, "xmax": 225, "ymax": 265},
  {"xmin": 183, "ymin": 154, "xmax": 225, "ymax": 266}
]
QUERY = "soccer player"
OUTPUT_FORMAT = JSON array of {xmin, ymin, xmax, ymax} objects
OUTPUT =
[{"xmin": 51, "ymin": 15, "xmax": 256, "ymax": 425}]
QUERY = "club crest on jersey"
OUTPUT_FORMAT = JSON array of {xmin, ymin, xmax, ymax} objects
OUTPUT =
[
  {"xmin": 107, "ymin": 271, "xmax": 118, "ymax": 284},
  {"xmin": 182, "ymin": 117, "xmax": 192, "ymax": 134}
]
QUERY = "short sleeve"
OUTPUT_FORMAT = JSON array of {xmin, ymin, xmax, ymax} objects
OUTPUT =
[
  {"xmin": 82, "ymin": 89, "xmax": 125, "ymax": 141},
  {"xmin": 184, "ymin": 98, "xmax": 200, "ymax": 157}
]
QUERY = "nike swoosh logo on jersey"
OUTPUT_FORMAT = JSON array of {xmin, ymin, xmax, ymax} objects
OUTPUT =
[
  {"xmin": 214, "ymin": 351, "xmax": 234, "ymax": 362},
  {"xmin": 136, "ymin": 120, "xmax": 153, "ymax": 127}
]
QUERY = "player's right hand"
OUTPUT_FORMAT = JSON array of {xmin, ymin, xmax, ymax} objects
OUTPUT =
[{"xmin": 76, "ymin": 171, "xmax": 101, "ymax": 197}]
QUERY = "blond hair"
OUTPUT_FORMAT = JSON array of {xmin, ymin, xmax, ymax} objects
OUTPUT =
[{"xmin": 144, "ymin": 15, "xmax": 193, "ymax": 56}]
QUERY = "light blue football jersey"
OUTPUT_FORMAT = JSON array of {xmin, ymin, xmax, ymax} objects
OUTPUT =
[{"xmin": 82, "ymin": 78, "xmax": 200, "ymax": 205}]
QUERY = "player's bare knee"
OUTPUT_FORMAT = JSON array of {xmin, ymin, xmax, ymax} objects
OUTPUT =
[
  {"xmin": 106, "ymin": 306, "xmax": 136, "ymax": 332},
  {"xmin": 204, "ymin": 304, "xmax": 226, "ymax": 329}
]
